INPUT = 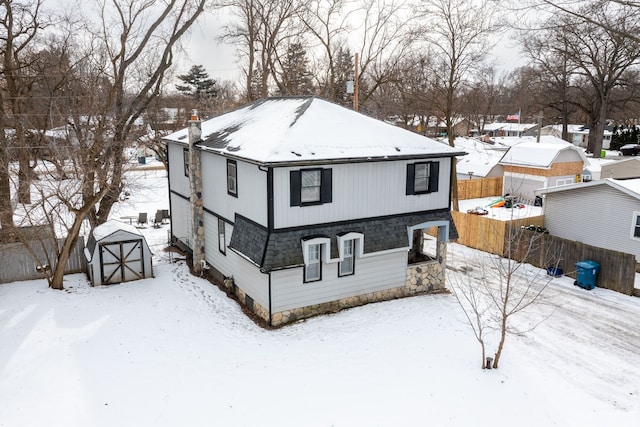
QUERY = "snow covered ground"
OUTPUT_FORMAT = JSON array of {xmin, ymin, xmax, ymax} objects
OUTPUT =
[{"xmin": 1, "ymin": 168, "xmax": 640, "ymax": 426}]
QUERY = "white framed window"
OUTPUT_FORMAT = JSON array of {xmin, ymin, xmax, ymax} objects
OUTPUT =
[
  {"xmin": 305, "ymin": 243, "xmax": 321, "ymax": 282},
  {"xmin": 632, "ymin": 212, "xmax": 640, "ymax": 240},
  {"xmin": 339, "ymin": 239, "xmax": 355, "ymax": 277},
  {"xmin": 414, "ymin": 162, "xmax": 430, "ymax": 192},
  {"xmin": 218, "ymin": 218, "xmax": 226, "ymax": 254},
  {"xmin": 227, "ymin": 160, "xmax": 237, "ymax": 197},
  {"xmin": 302, "ymin": 237, "xmax": 331, "ymax": 283},
  {"xmin": 183, "ymin": 148, "xmax": 189, "ymax": 177},
  {"xmin": 555, "ymin": 177, "xmax": 574, "ymax": 186},
  {"xmin": 301, "ymin": 169, "xmax": 321, "ymax": 203}
]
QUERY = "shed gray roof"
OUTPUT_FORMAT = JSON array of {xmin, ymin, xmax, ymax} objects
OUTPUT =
[{"xmin": 228, "ymin": 210, "xmax": 458, "ymax": 271}]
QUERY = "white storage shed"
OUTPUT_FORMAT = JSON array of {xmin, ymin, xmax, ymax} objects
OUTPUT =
[{"xmin": 85, "ymin": 220, "xmax": 153, "ymax": 286}]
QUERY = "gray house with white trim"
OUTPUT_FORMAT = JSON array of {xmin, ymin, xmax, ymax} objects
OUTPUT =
[
  {"xmin": 164, "ymin": 96, "xmax": 464, "ymax": 326},
  {"xmin": 535, "ymin": 178, "xmax": 640, "ymax": 264}
]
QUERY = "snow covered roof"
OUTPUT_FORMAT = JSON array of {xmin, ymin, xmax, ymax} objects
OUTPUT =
[
  {"xmin": 499, "ymin": 140, "xmax": 587, "ymax": 168},
  {"xmin": 92, "ymin": 219, "xmax": 142, "ymax": 241},
  {"xmin": 535, "ymin": 177, "xmax": 640, "ymax": 200},
  {"xmin": 453, "ymin": 137, "xmax": 504, "ymax": 177},
  {"xmin": 483, "ymin": 122, "xmax": 537, "ymax": 132},
  {"xmin": 162, "ymin": 97, "xmax": 465, "ymax": 165},
  {"xmin": 542, "ymin": 124, "xmax": 613, "ymax": 137},
  {"xmin": 490, "ymin": 135, "xmax": 570, "ymax": 150}
]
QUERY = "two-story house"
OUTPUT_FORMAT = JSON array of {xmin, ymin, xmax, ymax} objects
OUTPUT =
[{"xmin": 163, "ymin": 96, "xmax": 465, "ymax": 326}]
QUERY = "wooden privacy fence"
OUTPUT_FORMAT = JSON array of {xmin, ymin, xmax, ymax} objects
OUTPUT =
[
  {"xmin": 0, "ymin": 226, "xmax": 86, "ymax": 284},
  {"xmin": 458, "ymin": 177, "xmax": 503, "ymax": 200},
  {"xmin": 451, "ymin": 210, "xmax": 545, "ymax": 256},
  {"xmin": 512, "ymin": 230, "xmax": 636, "ymax": 296}
]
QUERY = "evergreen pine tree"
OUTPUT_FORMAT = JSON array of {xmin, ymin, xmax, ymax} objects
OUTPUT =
[
  {"xmin": 176, "ymin": 65, "xmax": 218, "ymax": 103},
  {"xmin": 278, "ymin": 42, "xmax": 314, "ymax": 96}
]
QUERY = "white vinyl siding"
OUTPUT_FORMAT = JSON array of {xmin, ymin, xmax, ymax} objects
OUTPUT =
[
  {"xmin": 273, "ymin": 159, "xmax": 451, "ymax": 228},
  {"xmin": 167, "ymin": 142, "xmax": 190, "ymax": 196},
  {"xmin": 169, "ymin": 193, "xmax": 191, "ymax": 247},
  {"xmin": 200, "ymin": 154, "xmax": 268, "ymax": 227},
  {"xmin": 270, "ymin": 250, "xmax": 408, "ymax": 312},
  {"xmin": 203, "ymin": 213, "xmax": 270, "ymax": 308},
  {"xmin": 503, "ymin": 172, "xmax": 547, "ymax": 201},
  {"xmin": 543, "ymin": 185, "xmax": 640, "ymax": 262}
]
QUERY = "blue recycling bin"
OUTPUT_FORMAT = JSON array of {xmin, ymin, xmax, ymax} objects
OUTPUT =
[{"xmin": 574, "ymin": 260, "xmax": 600, "ymax": 290}]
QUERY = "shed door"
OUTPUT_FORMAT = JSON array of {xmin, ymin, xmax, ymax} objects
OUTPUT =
[{"xmin": 100, "ymin": 239, "xmax": 145, "ymax": 285}]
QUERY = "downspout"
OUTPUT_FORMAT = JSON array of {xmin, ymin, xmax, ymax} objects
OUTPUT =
[
  {"xmin": 166, "ymin": 142, "xmax": 174, "ymax": 246},
  {"xmin": 268, "ymin": 272, "xmax": 272, "ymax": 326},
  {"xmin": 189, "ymin": 110, "xmax": 205, "ymax": 274},
  {"xmin": 266, "ymin": 167, "xmax": 274, "ymax": 325}
]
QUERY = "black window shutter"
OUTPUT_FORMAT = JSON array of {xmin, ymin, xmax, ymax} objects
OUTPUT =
[
  {"xmin": 290, "ymin": 170, "xmax": 301, "ymax": 206},
  {"xmin": 429, "ymin": 161, "xmax": 439, "ymax": 193},
  {"xmin": 406, "ymin": 164, "xmax": 415, "ymax": 195},
  {"xmin": 321, "ymin": 168, "xmax": 332, "ymax": 203}
]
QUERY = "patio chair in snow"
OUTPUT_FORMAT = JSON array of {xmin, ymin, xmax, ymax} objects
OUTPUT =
[
  {"xmin": 152, "ymin": 210, "xmax": 164, "ymax": 228},
  {"xmin": 136, "ymin": 212, "xmax": 148, "ymax": 228}
]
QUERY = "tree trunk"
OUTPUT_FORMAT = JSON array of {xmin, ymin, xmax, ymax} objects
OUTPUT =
[
  {"xmin": 17, "ymin": 157, "xmax": 31, "ymax": 205},
  {"xmin": 0, "ymin": 101, "xmax": 13, "ymax": 227},
  {"xmin": 49, "ymin": 218, "xmax": 82, "ymax": 290},
  {"xmin": 591, "ymin": 94, "xmax": 608, "ymax": 158}
]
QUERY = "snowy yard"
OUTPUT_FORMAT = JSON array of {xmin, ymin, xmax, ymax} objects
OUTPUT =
[{"xmin": 1, "ymin": 168, "xmax": 640, "ymax": 426}]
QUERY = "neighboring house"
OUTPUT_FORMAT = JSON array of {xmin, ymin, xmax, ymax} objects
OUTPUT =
[
  {"xmin": 498, "ymin": 140, "xmax": 587, "ymax": 201},
  {"xmin": 163, "ymin": 96, "xmax": 465, "ymax": 326},
  {"xmin": 535, "ymin": 178, "xmax": 640, "ymax": 263},
  {"xmin": 600, "ymin": 157, "xmax": 640, "ymax": 180},
  {"xmin": 453, "ymin": 137, "xmax": 504, "ymax": 180},
  {"xmin": 424, "ymin": 117, "xmax": 473, "ymax": 138},
  {"xmin": 582, "ymin": 155, "xmax": 622, "ymax": 181},
  {"xmin": 480, "ymin": 122, "xmax": 538, "ymax": 138},
  {"xmin": 540, "ymin": 124, "xmax": 613, "ymax": 150}
]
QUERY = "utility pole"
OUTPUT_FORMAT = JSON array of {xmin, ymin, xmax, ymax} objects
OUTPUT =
[{"xmin": 353, "ymin": 52, "xmax": 359, "ymax": 112}]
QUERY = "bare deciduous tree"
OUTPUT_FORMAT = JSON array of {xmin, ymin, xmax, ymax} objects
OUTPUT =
[
  {"xmin": 0, "ymin": 0, "xmax": 48, "ymax": 214},
  {"xmin": 297, "ymin": 0, "xmax": 353, "ymax": 100},
  {"xmin": 448, "ymin": 216, "xmax": 559, "ymax": 369},
  {"xmin": 418, "ymin": 0, "xmax": 500, "ymax": 210},
  {"xmin": 5, "ymin": 0, "xmax": 209, "ymax": 290}
]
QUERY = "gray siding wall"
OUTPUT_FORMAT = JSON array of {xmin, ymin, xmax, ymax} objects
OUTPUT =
[
  {"xmin": 203, "ymin": 213, "xmax": 269, "ymax": 308},
  {"xmin": 270, "ymin": 249, "xmax": 408, "ymax": 312},
  {"xmin": 273, "ymin": 158, "xmax": 452, "ymax": 228},
  {"xmin": 201, "ymin": 154, "xmax": 267, "ymax": 226},
  {"xmin": 544, "ymin": 185, "xmax": 640, "ymax": 261}
]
